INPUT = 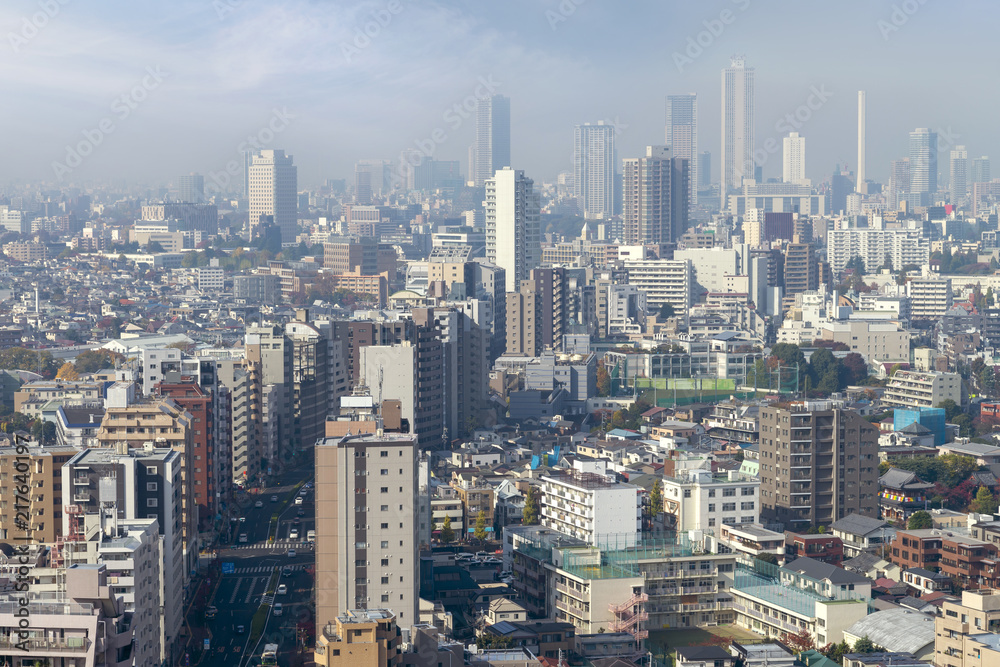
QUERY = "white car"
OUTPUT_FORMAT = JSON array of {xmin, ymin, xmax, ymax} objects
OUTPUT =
[
  {"xmin": 273, "ymin": 603, "xmax": 283, "ymax": 616},
  {"xmin": 289, "ymin": 529, "xmax": 299, "ymax": 540},
  {"xmin": 254, "ymin": 501, "xmax": 263, "ymax": 508},
  {"xmin": 287, "ymin": 549, "xmax": 296, "ymax": 558},
  {"xmin": 294, "ymin": 496, "xmax": 303, "ymax": 505},
  {"xmin": 277, "ymin": 584, "xmax": 287, "ymax": 595}
]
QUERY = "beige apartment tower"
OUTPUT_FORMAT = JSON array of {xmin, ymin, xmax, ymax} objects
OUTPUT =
[{"xmin": 315, "ymin": 433, "xmax": 419, "ymax": 634}]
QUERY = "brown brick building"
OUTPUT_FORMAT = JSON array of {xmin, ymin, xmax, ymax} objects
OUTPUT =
[{"xmin": 890, "ymin": 528, "xmax": 999, "ymax": 590}]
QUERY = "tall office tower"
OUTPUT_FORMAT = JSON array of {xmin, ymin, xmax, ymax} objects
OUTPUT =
[
  {"xmin": 889, "ymin": 158, "xmax": 911, "ymax": 210},
  {"xmin": 178, "ymin": 172, "xmax": 204, "ymax": 203},
  {"xmin": 665, "ymin": 93, "xmax": 698, "ymax": 208},
  {"xmin": 908, "ymin": 128, "xmax": 938, "ymax": 206},
  {"xmin": 972, "ymin": 156, "xmax": 992, "ymax": 185},
  {"xmin": 699, "ymin": 151, "xmax": 712, "ymax": 189},
  {"xmin": 830, "ymin": 168, "xmax": 854, "ymax": 215},
  {"xmin": 315, "ymin": 434, "xmax": 418, "ymax": 630},
  {"xmin": 759, "ymin": 404, "xmax": 879, "ymax": 527},
  {"xmin": 243, "ymin": 150, "xmax": 254, "ymax": 198},
  {"xmin": 573, "ymin": 121, "xmax": 617, "ymax": 218},
  {"xmin": 485, "ymin": 167, "xmax": 540, "ymax": 292},
  {"xmin": 782, "ymin": 132, "xmax": 806, "ymax": 184},
  {"xmin": 622, "ymin": 146, "xmax": 689, "ymax": 246},
  {"xmin": 248, "ymin": 149, "xmax": 298, "ymax": 243},
  {"xmin": 355, "ymin": 159, "xmax": 393, "ymax": 203},
  {"xmin": 721, "ymin": 57, "xmax": 755, "ymax": 192},
  {"xmin": 857, "ymin": 91, "xmax": 866, "ymax": 189},
  {"xmin": 473, "ymin": 94, "xmax": 511, "ymax": 186},
  {"xmin": 950, "ymin": 145, "xmax": 969, "ymax": 207}
]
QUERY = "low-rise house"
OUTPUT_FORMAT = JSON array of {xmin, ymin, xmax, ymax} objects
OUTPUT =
[{"xmin": 831, "ymin": 513, "xmax": 896, "ymax": 558}]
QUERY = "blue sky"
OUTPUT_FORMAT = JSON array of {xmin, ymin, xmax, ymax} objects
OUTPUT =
[{"xmin": 1, "ymin": 0, "xmax": 996, "ymax": 189}]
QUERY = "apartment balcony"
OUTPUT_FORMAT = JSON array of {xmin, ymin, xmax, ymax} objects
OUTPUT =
[{"xmin": 0, "ymin": 637, "xmax": 91, "ymax": 653}]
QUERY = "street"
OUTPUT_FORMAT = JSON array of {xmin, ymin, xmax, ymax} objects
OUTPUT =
[{"xmin": 187, "ymin": 464, "xmax": 315, "ymax": 666}]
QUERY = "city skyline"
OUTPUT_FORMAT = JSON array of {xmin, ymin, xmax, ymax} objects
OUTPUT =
[{"xmin": 2, "ymin": 0, "xmax": 997, "ymax": 189}]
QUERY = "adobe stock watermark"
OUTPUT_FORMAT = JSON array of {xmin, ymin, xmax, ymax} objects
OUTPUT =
[
  {"xmin": 546, "ymin": 0, "xmax": 587, "ymax": 31},
  {"xmin": 877, "ymin": 0, "xmax": 930, "ymax": 41},
  {"xmin": 341, "ymin": 0, "xmax": 405, "ymax": 63},
  {"xmin": 673, "ymin": 0, "xmax": 751, "ymax": 73},
  {"xmin": 205, "ymin": 107, "xmax": 295, "ymax": 196},
  {"xmin": 388, "ymin": 75, "xmax": 501, "ymax": 189},
  {"xmin": 213, "ymin": 0, "xmax": 244, "ymax": 20},
  {"xmin": 936, "ymin": 126, "xmax": 961, "ymax": 154},
  {"xmin": 753, "ymin": 84, "xmax": 833, "ymax": 170},
  {"xmin": 8, "ymin": 0, "xmax": 71, "ymax": 53},
  {"xmin": 52, "ymin": 66, "xmax": 168, "ymax": 179}
]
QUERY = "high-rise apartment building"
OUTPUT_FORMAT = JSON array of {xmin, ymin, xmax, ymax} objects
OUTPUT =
[
  {"xmin": 248, "ymin": 149, "xmax": 298, "ymax": 243},
  {"xmin": 473, "ymin": 94, "xmax": 511, "ymax": 187},
  {"xmin": 857, "ymin": 91, "xmax": 866, "ymax": 189},
  {"xmin": 178, "ymin": 172, "xmax": 204, "ymax": 203},
  {"xmin": 0, "ymin": 442, "xmax": 77, "ymax": 545},
  {"xmin": 315, "ymin": 434, "xmax": 418, "ymax": 629},
  {"xmin": 950, "ymin": 145, "xmax": 969, "ymax": 207},
  {"xmin": 485, "ymin": 167, "xmax": 540, "ymax": 293},
  {"xmin": 622, "ymin": 146, "xmax": 689, "ymax": 246},
  {"xmin": 783, "ymin": 242, "xmax": 819, "ymax": 299},
  {"xmin": 721, "ymin": 57, "xmax": 755, "ymax": 192},
  {"xmin": 504, "ymin": 267, "xmax": 569, "ymax": 357},
  {"xmin": 908, "ymin": 128, "xmax": 938, "ymax": 206},
  {"xmin": 665, "ymin": 94, "xmax": 698, "ymax": 208},
  {"xmin": 782, "ymin": 132, "xmax": 806, "ymax": 184},
  {"xmin": 759, "ymin": 403, "xmax": 879, "ymax": 528},
  {"xmin": 624, "ymin": 259, "xmax": 693, "ymax": 314},
  {"xmin": 245, "ymin": 324, "xmax": 294, "ymax": 449},
  {"xmin": 889, "ymin": 158, "xmax": 911, "ymax": 210},
  {"xmin": 972, "ymin": 156, "xmax": 992, "ymax": 185},
  {"xmin": 573, "ymin": 121, "xmax": 617, "ymax": 219}
]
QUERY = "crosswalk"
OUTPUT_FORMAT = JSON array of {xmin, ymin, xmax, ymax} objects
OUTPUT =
[
  {"xmin": 229, "ymin": 541, "xmax": 310, "ymax": 551},
  {"xmin": 230, "ymin": 563, "xmax": 307, "ymax": 575}
]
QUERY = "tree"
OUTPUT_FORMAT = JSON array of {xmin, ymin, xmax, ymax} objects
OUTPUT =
[
  {"xmin": 474, "ymin": 510, "xmax": 488, "ymax": 542},
  {"xmin": 781, "ymin": 628, "xmax": 815, "ymax": 653},
  {"xmin": 852, "ymin": 636, "xmax": 881, "ymax": 654},
  {"xmin": 649, "ymin": 479, "xmax": 663, "ymax": 518},
  {"xmin": 908, "ymin": 510, "xmax": 933, "ymax": 530},
  {"xmin": 0, "ymin": 347, "xmax": 60, "ymax": 379},
  {"xmin": 522, "ymin": 486, "xmax": 539, "ymax": 525},
  {"xmin": 824, "ymin": 640, "xmax": 852, "ymax": 664},
  {"xmin": 841, "ymin": 353, "xmax": 868, "ymax": 386},
  {"xmin": 55, "ymin": 362, "xmax": 79, "ymax": 381},
  {"xmin": 970, "ymin": 486, "xmax": 996, "ymax": 515},
  {"xmin": 439, "ymin": 515, "xmax": 455, "ymax": 543},
  {"xmin": 845, "ymin": 255, "xmax": 866, "ymax": 276},
  {"xmin": 755, "ymin": 553, "xmax": 779, "ymax": 565},
  {"xmin": 74, "ymin": 349, "xmax": 121, "ymax": 374},
  {"xmin": 477, "ymin": 634, "xmax": 514, "ymax": 649},
  {"xmin": 937, "ymin": 399, "xmax": 962, "ymax": 421},
  {"xmin": 658, "ymin": 303, "xmax": 675, "ymax": 319},
  {"xmin": 596, "ymin": 361, "xmax": 611, "ymax": 397}
]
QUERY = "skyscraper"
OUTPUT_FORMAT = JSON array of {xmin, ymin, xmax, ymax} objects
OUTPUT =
[
  {"xmin": 485, "ymin": 167, "xmax": 540, "ymax": 292},
  {"xmin": 950, "ymin": 145, "xmax": 968, "ymax": 207},
  {"xmin": 721, "ymin": 57, "xmax": 755, "ymax": 193},
  {"xmin": 354, "ymin": 159, "xmax": 393, "ymax": 203},
  {"xmin": 889, "ymin": 158, "xmax": 911, "ymax": 210},
  {"xmin": 665, "ymin": 94, "xmax": 698, "ymax": 207},
  {"xmin": 972, "ymin": 156, "xmax": 992, "ymax": 185},
  {"xmin": 698, "ymin": 151, "xmax": 712, "ymax": 189},
  {"xmin": 573, "ymin": 121, "xmax": 617, "ymax": 219},
  {"xmin": 782, "ymin": 132, "xmax": 806, "ymax": 184},
  {"xmin": 473, "ymin": 94, "xmax": 511, "ymax": 186},
  {"xmin": 622, "ymin": 146, "xmax": 689, "ymax": 246},
  {"xmin": 857, "ymin": 91, "xmax": 866, "ymax": 190},
  {"xmin": 248, "ymin": 149, "xmax": 297, "ymax": 243},
  {"xmin": 908, "ymin": 128, "xmax": 938, "ymax": 206},
  {"xmin": 178, "ymin": 172, "xmax": 204, "ymax": 203}
]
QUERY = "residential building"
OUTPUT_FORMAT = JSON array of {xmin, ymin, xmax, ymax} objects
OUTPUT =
[
  {"xmin": 935, "ymin": 589, "xmax": 1000, "ymax": 667},
  {"xmin": 0, "ymin": 564, "xmax": 134, "ymax": 667},
  {"xmin": 539, "ymin": 469, "xmax": 641, "ymax": 546},
  {"xmin": 473, "ymin": 94, "xmax": 511, "ymax": 187},
  {"xmin": 889, "ymin": 529, "xmax": 998, "ymax": 590},
  {"xmin": 324, "ymin": 238, "xmax": 378, "ymax": 274},
  {"xmin": 783, "ymin": 533, "xmax": 844, "ymax": 566},
  {"xmin": 830, "ymin": 513, "xmax": 895, "ymax": 558},
  {"xmin": 816, "ymin": 321, "xmax": 909, "ymax": 364},
  {"xmin": 665, "ymin": 93, "xmax": 698, "ymax": 209},
  {"xmin": 888, "ymin": 158, "xmax": 911, "ymax": 210},
  {"xmin": 661, "ymin": 469, "xmax": 760, "ymax": 531},
  {"xmin": 314, "ymin": 609, "xmax": 400, "ymax": 667},
  {"xmin": 622, "ymin": 145, "xmax": 689, "ymax": 245},
  {"xmin": 504, "ymin": 267, "xmax": 568, "ymax": 356},
  {"xmin": 826, "ymin": 228, "xmax": 930, "ymax": 275},
  {"xmin": 782, "ymin": 132, "xmax": 806, "ymax": 184},
  {"xmin": 234, "ymin": 273, "xmax": 281, "ymax": 305},
  {"xmin": 759, "ymin": 402, "xmax": 880, "ymax": 527},
  {"xmin": 882, "ymin": 370, "xmax": 961, "ymax": 410},
  {"xmin": 451, "ymin": 473, "xmax": 495, "ymax": 538},
  {"xmin": 574, "ymin": 121, "xmax": 617, "ymax": 218},
  {"xmin": 485, "ymin": 168, "xmax": 541, "ymax": 293},
  {"xmin": 906, "ymin": 277, "xmax": 953, "ymax": 322},
  {"xmin": 0, "ymin": 442, "xmax": 77, "ymax": 545},
  {"xmin": 315, "ymin": 434, "xmax": 418, "ymax": 629},
  {"xmin": 908, "ymin": 128, "xmax": 937, "ymax": 206},
  {"xmin": 245, "ymin": 324, "xmax": 294, "ymax": 449},
  {"xmin": 624, "ymin": 259, "xmax": 692, "ymax": 314},
  {"xmin": 951, "ymin": 145, "xmax": 969, "ymax": 207},
  {"xmin": 248, "ymin": 149, "xmax": 298, "ymax": 242},
  {"xmin": 721, "ymin": 57, "xmax": 755, "ymax": 193}
]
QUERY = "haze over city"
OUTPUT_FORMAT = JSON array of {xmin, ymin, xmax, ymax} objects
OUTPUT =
[{"xmin": 1, "ymin": 0, "xmax": 994, "ymax": 187}]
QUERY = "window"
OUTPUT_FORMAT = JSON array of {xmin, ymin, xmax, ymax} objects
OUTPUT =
[
  {"xmin": 683, "ymin": 489, "xmax": 691, "ymax": 498},
  {"xmin": 741, "ymin": 502, "xmax": 755, "ymax": 510},
  {"xmin": 146, "ymin": 482, "xmax": 158, "ymax": 491},
  {"xmin": 381, "ymin": 576, "xmax": 389, "ymax": 584},
  {"xmin": 146, "ymin": 466, "xmax": 157, "ymax": 475},
  {"xmin": 147, "ymin": 498, "xmax": 158, "ymax": 507},
  {"xmin": 380, "ymin": 469, "xmax": 388, "ymax": 475},
  {"xmin": 708, "ymin": 489, "xmax": 716, "ymax": 498},
  {"xmin": 381, "ymin": 487, "xmax": 388, "ymax": 493},
  {"xmin": 381, "ymin": 558, "xmax": 389, "ymax": 566},
  {"xmin": 381, "ymin": 451, "xmax": 388, "ymax": 457},
  {"xmin": 381, "ymin": 505, "xmax": 389, "ymax": 511},
  {"xmin": 381, "ymin": 594, "xmax": 390, "ymax": 602},
  {"xmin": 723, "ymin": 488, "xmax": 736, "ymax": 497},
  {"xmin": 708, "ymin": 504, "xmax": 716, "ymax": 512},
  {"xmin": 380, "ymin": 541, "xmax": 389, "ymax": 548},
  {"xmin": 723, "ymin": 503, "xmax": 736, "ymax": 512},
  {"xmin": 380, "ymin": 523, "xmax": 388, "ymax": 529}
]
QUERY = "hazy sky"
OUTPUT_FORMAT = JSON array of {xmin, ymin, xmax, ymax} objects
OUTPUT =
[{"xmin": 2, "ymin": 0, "xmax": 996, "ymax": 191}]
